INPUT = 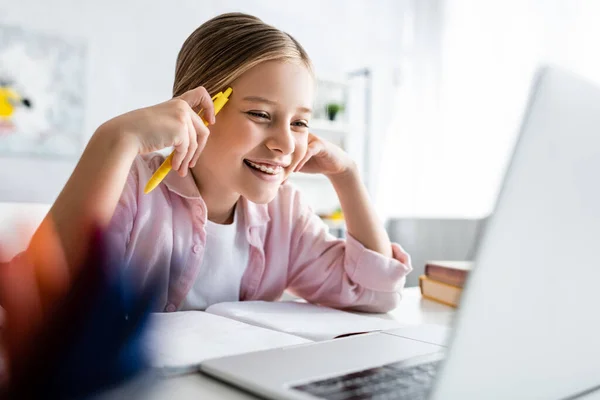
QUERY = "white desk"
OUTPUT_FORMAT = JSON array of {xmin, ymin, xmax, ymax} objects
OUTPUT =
[{"xmin": 98, "ymin": 287, "xmax": 455, "ymax": 400}]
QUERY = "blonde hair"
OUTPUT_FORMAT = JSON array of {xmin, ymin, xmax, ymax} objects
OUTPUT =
[{"xmin": 173, "ymin": 12, "xmax": 313, "ymax": 97}]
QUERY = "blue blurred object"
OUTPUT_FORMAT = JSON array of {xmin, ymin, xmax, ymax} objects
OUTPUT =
[{"xmin": 2, "ymin": 228, "xmax": 160, "ymax": 399}]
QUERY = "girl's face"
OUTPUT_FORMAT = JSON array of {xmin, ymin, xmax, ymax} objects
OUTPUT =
[{"xmin": 195, "ymin": 60, "xmax": 314, "ymax": 204}]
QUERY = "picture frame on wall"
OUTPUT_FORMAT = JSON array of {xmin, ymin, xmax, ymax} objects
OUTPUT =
[{"xmin": 0, "ymin": 24, "xmax": 86, "ymax": 158}]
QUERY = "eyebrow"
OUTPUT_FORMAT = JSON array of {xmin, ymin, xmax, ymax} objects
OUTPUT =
[{"xmin": 242, "ymin": 95, "xmax": 312, "ymax": 114}]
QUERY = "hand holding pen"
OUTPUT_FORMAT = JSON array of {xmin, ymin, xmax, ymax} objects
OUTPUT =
[
  {"xmin": 96, "ymin": 86, "xmax": 231, "ymax": 190},
  {"xmin": 145, "ymin": 87, "xmax": 232, "ymax": 193}
]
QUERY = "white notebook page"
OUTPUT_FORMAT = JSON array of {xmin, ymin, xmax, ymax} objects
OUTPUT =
[
  {"xmin": 206, "ymin": 301, "xmax": 402, "ymax": 341},
  {"xmin": 144, "ymin": 311, "xmax": 311, "ymax": 374}
]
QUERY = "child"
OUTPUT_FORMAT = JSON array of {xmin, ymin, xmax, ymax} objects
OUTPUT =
[{"xmin": 35, "ymin": 12, "xmax": 412, "ymax": 314}]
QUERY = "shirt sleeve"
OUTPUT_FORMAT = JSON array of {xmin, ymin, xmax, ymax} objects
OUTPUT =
[
  {"xmin": 105, "ymin": 159, "xmax": 140, "ymax": 265},
  {"xmin": 285, "ymin": 191, "xmax": 413, "ymax": 313}
]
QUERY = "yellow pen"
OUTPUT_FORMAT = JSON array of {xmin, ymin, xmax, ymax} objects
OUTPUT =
[{"xmin": 144, "ymin": 87, "xmax": 233, "ymax": 194}]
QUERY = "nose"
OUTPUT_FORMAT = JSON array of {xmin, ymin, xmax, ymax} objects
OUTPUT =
[{"xmin": 265, "ymin": 123, "xmax": 295, "ymax": 155}]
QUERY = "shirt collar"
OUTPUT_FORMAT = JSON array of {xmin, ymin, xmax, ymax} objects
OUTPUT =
[{"xmin": 162, "ymin": 169, "xmax": 270, "ymax": 227}]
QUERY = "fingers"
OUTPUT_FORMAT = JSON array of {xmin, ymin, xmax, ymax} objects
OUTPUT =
[
  {"xmin": 178, "ymin": 117, "xmax": 198, "ymax": 177},
  {"xmin": 172, "ymin": 108, "xmax": 209, "ymax": 175},
  {"xmin": 172, "ymin": 86, "xmax": 216, "ymax": 174},
  {"xmin": 295, "ymin": 140, "xmax": 322, "ymax": 172},
  {"xmin": 171, "ymin": 124, "xmax": 189, "ymax": 172},
  {"xmin": 189, "ymin": 110, "xmax": 210, "ymax": 168},
  {"xmin": 189, "ymin": 141, "xmax": 202, "ymax": 169},
  {"xmin": 178, "ymin": 86, "xmax": 215, "ymax": 125}
]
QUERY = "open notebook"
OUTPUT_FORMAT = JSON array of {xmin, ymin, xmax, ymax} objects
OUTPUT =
[{"xmin": 144, "ymin": 301, "xmax": 405, "ymax": 374}]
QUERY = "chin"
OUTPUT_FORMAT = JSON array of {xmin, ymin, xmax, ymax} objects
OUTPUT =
[{"xmin": 241, "ymin": 186, "xmax": 280, "ymax": 204}]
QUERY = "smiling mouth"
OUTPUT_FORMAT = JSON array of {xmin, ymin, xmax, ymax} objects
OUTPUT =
[{"xmin": 244, "ymin": 159, "xmax": 284, "ymax": 175}]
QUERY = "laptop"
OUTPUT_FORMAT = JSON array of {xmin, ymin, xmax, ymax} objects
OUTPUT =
[{"xmin": 200, "ymin": 66, "xmax": 600, "ymax": 400}]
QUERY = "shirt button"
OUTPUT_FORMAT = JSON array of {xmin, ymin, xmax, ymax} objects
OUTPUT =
[
  {"xmin": 193, "ymin": 244, "xmax": 202, "ymax": 253},
  {"xmin": 165, "ymin": 304, "xmax": 177, "ymax": 312}
]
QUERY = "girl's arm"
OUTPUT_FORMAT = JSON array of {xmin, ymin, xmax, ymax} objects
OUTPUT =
[
  {"xmin": 31, "ymin": 86, "xmax": 215, "ymax": 272},
  {"xmin": 294, "ymin": 134, "xmax": 392, "ymax": 257},
  {"xmin": 286, "ymin": 135, "xmax": 410, "ymax": 312},
  {"xmin": 328, "ymin": 163, "xmax": 392, "ymax": 258},
  {"xmin": 47, "ymin": 125, "xmax": 139, "ymax": 270},
  {"xmin": 285, "ymin": 184, "xmax": 411, "ymax": 313}
]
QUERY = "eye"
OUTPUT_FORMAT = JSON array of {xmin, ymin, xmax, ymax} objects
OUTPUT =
[
  {"xmin": 292, "ymin": 120, "xmax": 309, "ymax": 128},
  {"xmin": 246, "ymin": 111, "xmax": 270, "ymax": 120}
]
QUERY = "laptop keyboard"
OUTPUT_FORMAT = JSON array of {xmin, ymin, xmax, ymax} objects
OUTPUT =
[{"xmin": 291, "ymin": 359, "xmax": 440, "ymax": 400}]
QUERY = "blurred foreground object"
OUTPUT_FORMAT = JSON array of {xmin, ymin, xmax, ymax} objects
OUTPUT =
[{"xmin": 0, "ymin": 217, "xmax": 158, "ymax": 399}]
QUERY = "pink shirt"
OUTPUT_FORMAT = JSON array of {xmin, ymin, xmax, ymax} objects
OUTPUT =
[{"xmin": 106, "ymin": 154, "xmax": 412, "ymax": 313}]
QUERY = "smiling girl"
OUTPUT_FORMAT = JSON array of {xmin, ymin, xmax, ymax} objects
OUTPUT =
[{"xmin": 37, "ymin": 12, "xmax": 412, "ymax": 313}]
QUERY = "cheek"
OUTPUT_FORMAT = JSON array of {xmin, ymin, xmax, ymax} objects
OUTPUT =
[
  {"xmin": 211, "ymin": 121, "xmax": 259, "ymax": 156},
  {"xmin": 293, "ymin": 137, "xmax": 309, "ymax": 161}
]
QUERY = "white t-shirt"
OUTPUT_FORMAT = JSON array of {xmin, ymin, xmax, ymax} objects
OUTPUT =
[{"xmin": 180, "ymin": 206, "xmax": 249, "ymax": 310}]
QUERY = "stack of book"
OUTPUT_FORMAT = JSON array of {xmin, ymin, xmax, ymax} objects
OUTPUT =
[{"xmin": 419, "ymin": 261, "xmax": 472, "ymax": 308}]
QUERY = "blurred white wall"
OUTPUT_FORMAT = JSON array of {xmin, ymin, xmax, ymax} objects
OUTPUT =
[
  {"xmin": 378, "ymin": 0, "xmax": 600, "ymax": 219},
  {"xmin": 7, "ymin": 0, "xmax": 596, "ymax": 221},
  {"xmin": 0, "ymin": 0, "xmax": 405, "ymax": 203},
  {"xmin": 440, "ymin": 0, "xmax": 600, "ymax": 218}
]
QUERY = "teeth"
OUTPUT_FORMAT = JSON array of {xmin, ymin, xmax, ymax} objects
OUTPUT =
[{"xmin": 246, "ymin": 160, "xmax": 282, "ymax": 175}]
